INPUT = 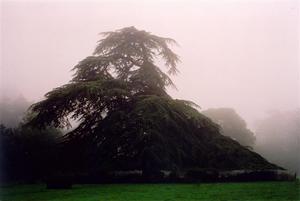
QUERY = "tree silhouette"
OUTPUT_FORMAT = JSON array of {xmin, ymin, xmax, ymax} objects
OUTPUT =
[{"xmin": 28, "ymin": 27, "xmax": 279, "ymax": 175}]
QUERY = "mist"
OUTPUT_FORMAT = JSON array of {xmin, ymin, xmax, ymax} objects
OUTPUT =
[{"xmin": 2, "ymin": 0, "xmax": 299, "ymax": 125}]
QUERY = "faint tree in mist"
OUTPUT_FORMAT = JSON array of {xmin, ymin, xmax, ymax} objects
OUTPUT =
[
  {"xmin": 202, "ymin": 108, "xmax": 256, "ymax": 148},
  {"xmin": 254, "ymin": 109, "xmax": 300, "ymax": 175},
  {"xmin": 0, "ymin": 95, "xmax": 31, "ymax": 128}
]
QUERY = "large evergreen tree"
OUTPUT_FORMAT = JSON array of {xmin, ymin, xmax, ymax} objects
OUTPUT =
[{"xmin": 28, "ymin": 27, "xmax": 279, "ymax": 174}]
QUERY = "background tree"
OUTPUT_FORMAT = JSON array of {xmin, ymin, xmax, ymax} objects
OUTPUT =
[
  {"xmin": 27, "ymin": 27, "xmax": 279, "ymax": 177},
  {"xmin": 0, "ymin": 124, "xmax": 61, "ymax": 183},
  {"xmin": 0, "ymin": 95, "xmax": 63, "ymax": 183},
  {"xmin": 202, "ymin": 108, "xmax": 256, "ymax": 148},
  {"xmin": 0, "ymin": 95, "xmax": 31, "ymax": 128},
  {"xmin": 254, "ymin": 109, "xmax": 300, "ymax": 175}
]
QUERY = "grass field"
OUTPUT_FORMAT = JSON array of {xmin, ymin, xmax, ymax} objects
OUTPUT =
[{"xmin": 1, "ymin": 182, "xmax": 299, "ymax": 201}]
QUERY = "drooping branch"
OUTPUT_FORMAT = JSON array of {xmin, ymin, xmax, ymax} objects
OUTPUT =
[{"xmin": 28, "ymin": 79, "xmax": 131, "ymax": 129}]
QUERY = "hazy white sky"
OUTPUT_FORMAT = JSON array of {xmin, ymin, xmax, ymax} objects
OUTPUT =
[{"xmin": 1, "ymin": 0, "xmax": 299, "ymax": 128}]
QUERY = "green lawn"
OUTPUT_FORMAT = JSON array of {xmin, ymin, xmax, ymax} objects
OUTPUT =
[{"xmin": 1, "ymin": 182, "xmax": 299, "ymax": 201}]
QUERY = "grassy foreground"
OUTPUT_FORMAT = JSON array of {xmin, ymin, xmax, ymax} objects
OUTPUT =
[{"xmin": 1, "ymin": 182, "xmax": 299, "ymax": 201}]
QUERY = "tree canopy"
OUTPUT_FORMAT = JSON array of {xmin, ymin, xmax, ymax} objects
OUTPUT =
[{"xmin": 27, "ymin": 27, "xmax": 279, "ymax": 174}]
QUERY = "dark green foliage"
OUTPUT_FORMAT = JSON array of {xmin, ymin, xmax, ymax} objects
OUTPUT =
[
  {"xmin": 27, "ymin": 27, "xmax": 279, "ymax": 176},
  {"xmin": 202, "ymin": 108, "xmax": 256, "ymax": 148},
  {"xmin": 0, "ymin": 124, "xmax": 61, "ymax": 183}
]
